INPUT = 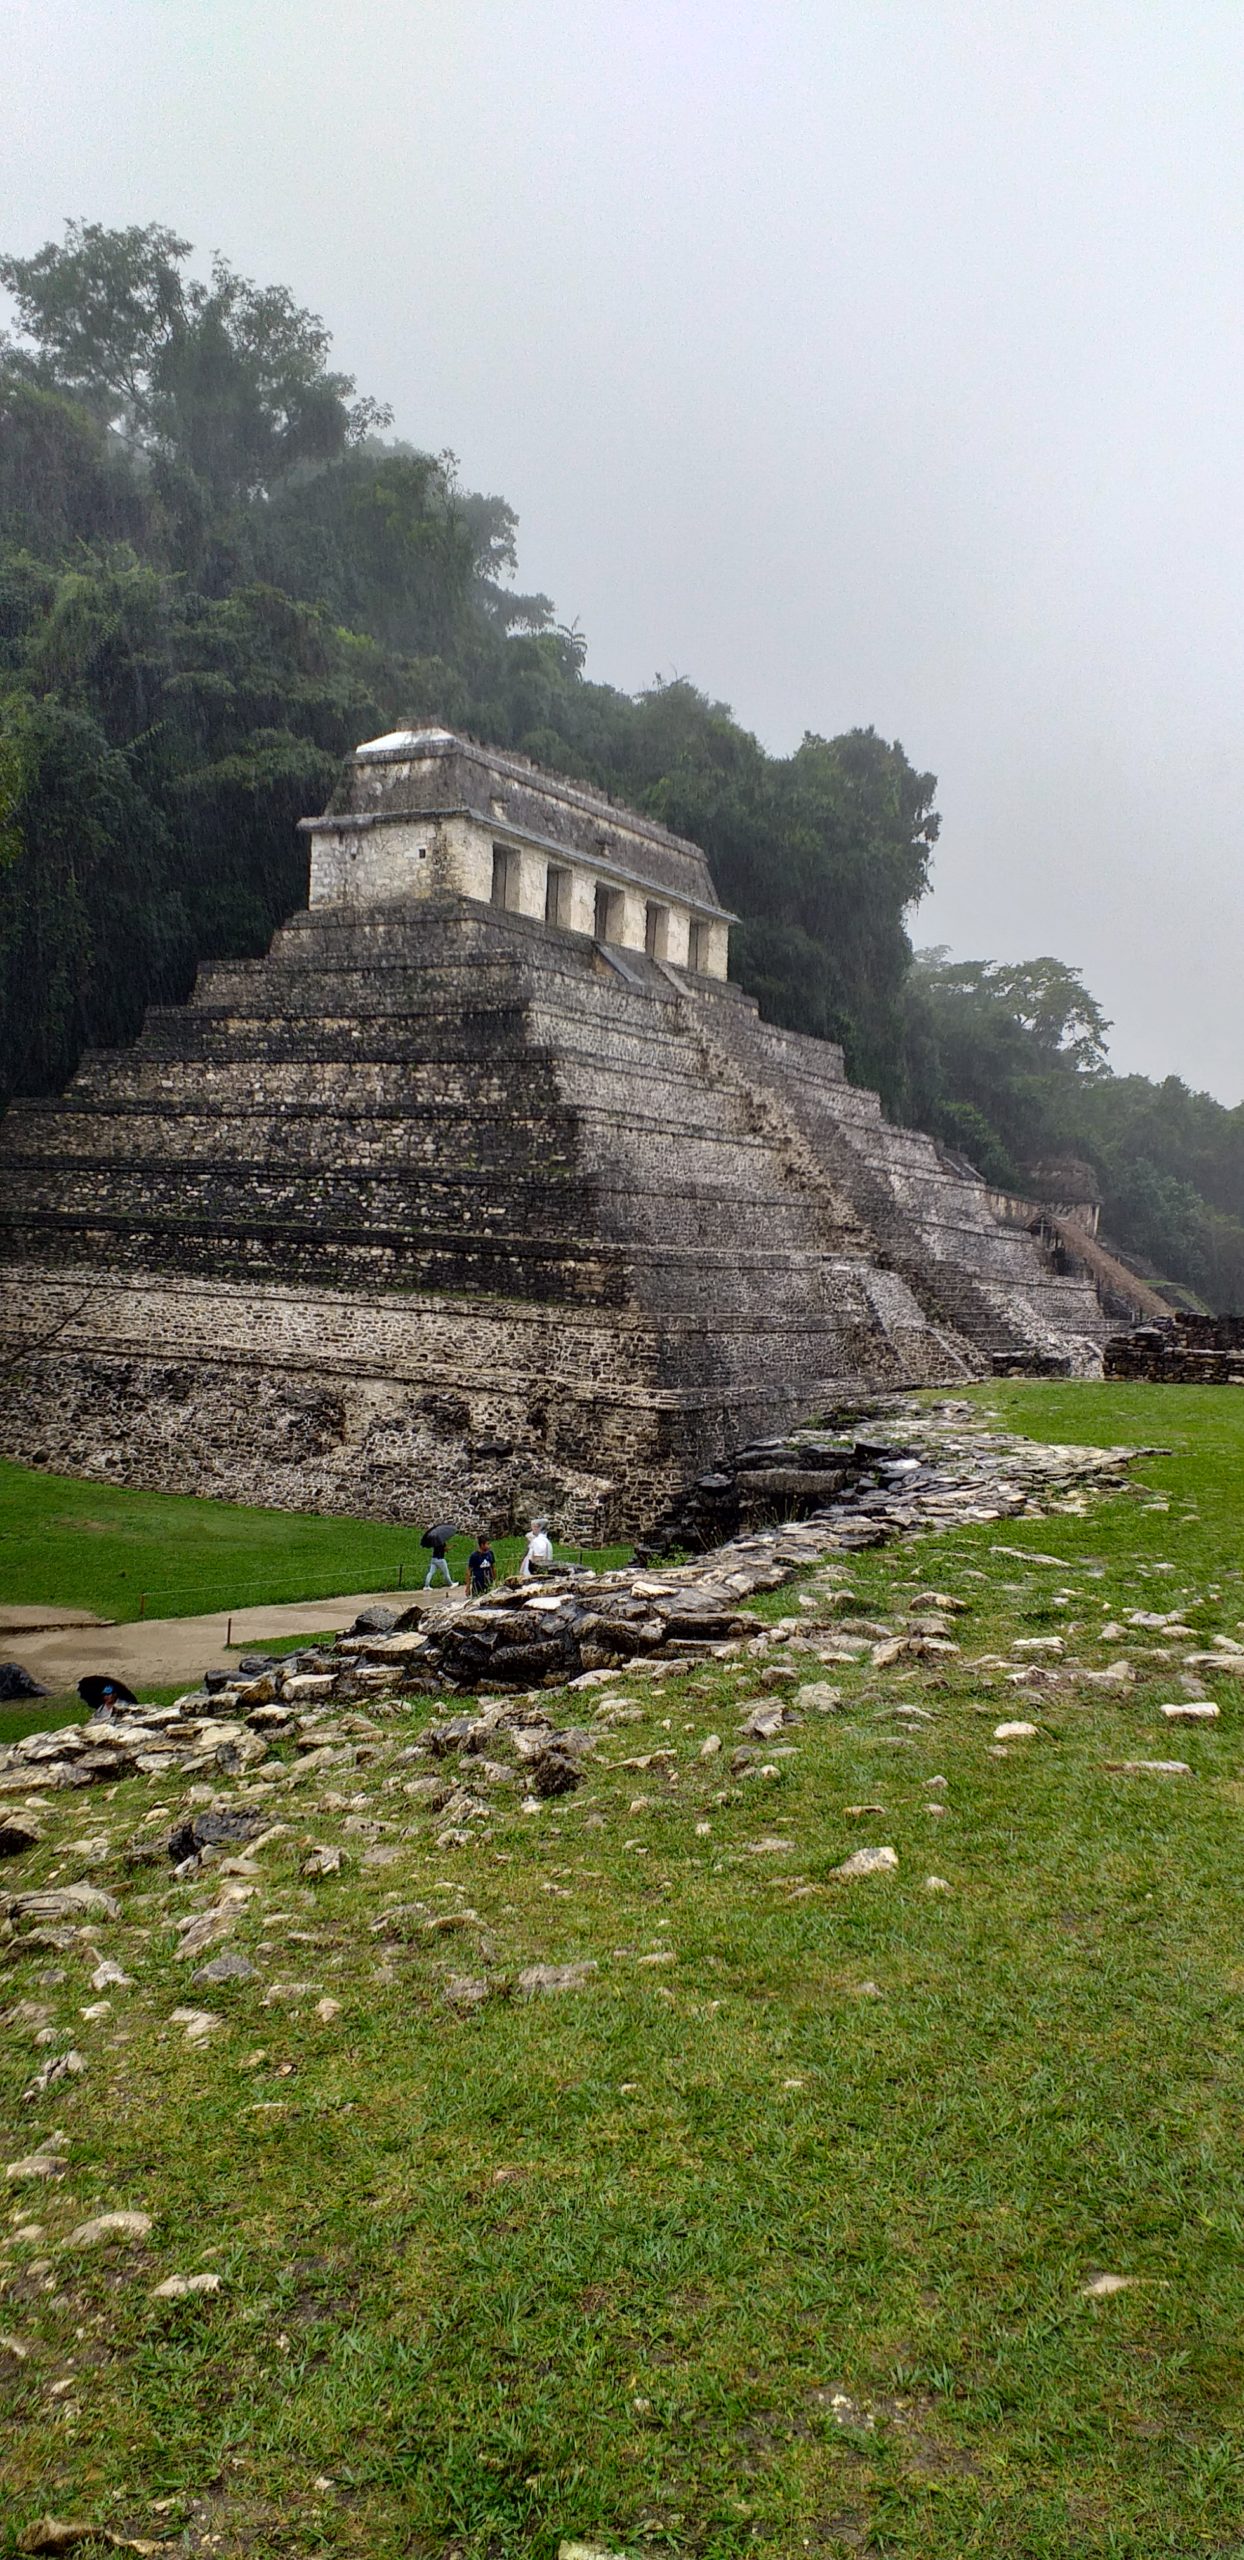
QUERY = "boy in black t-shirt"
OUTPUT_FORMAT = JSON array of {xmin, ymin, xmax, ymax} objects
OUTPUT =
[{"xmin": 466, "ymin": 1535, "xmax": 496, "ymax": 1597}]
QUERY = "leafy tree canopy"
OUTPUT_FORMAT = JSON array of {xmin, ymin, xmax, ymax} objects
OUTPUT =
[
  {"xmin": 0, "ymin": 221, "xmax": 390, "ymax": 500},
  {"xmin": 914, "ymin": 952, "xmax": 1111, "ymax": 1072}
]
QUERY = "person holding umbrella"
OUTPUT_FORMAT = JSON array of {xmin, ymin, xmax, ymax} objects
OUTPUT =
[
  {"xmin": 77, "ymin": 1674, "xmax": 138, "ymax": 1719},
  {"xmin": 421, "ymin": 1523, "xmax": 456, "ymax": 1589}
]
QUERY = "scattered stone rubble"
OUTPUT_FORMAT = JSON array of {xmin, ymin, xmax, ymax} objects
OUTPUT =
[
  {"xmin": 0, "ymin": 1388, "xmax": 1232, "ymax": 2498},
  {"xmin": 0, "ymin": 1699, "xmax": 271, "ymax": 1801},
  {"xmin": 359, "ymin": 1399, "xmax": 1142, "ymax": 1695},
  {"xmin": 0, "ymin": 1402, "xmax": 1143, "ymax": 1817},
  {"xmin": 636, "ymin": 1402, "xmax": 1139, "ymax": 1556}
]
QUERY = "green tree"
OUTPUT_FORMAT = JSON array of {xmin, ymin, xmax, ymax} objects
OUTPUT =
[
  {"xmin": 0, "ymin": 221, "xmax": 390, "ymax": 503},
  {"xmin": 0, "ymin": 694, "xmax": 181, "ymax": 1095},
  {"xmin": 255, "ymin": 449, "xmax": 482, "ymax": 658},
  {"xmin": 639, "ymin": 696, "xmax": 937, "ymax": 1094},
  {"xmin": 977, "ymin": 957, "xmax": 1111, "ymax": 1072},
  {"xmin": 0, "ymin": 377, "xmax": 151, "ymax": 556}
]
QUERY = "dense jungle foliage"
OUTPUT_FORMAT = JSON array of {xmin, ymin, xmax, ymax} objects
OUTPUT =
[{"xmin": 1, "ymin": 222, "xmax": 1241, "ymax": 1306}]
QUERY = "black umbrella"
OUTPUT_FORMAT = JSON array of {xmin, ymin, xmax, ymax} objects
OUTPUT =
[
  {"xmin": 420, "ymin": 1523, "xmax": 458, "ymax": 1548},
  {"xmin": 77, "ymin": 1673, "xmax": 138, "ymax": 1711}
]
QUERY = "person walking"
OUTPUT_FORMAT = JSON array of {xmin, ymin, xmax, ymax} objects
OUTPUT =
[
  {"xmin": 466, "ymin": 1534, "xmax": 496, "ymax": 1597},
  {"xmin": 422, "ymin": 1528, "xmax": 454, "ymax": 1588}
]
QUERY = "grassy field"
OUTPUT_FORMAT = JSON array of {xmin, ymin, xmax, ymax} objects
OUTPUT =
[
  {"xmin": 0, "ymin": 1460, "xmax": 627, "ymax": 1623},
  {"xmin": 3, "ymin": 1382, "xmax": 1244, "ymax": 2557}
]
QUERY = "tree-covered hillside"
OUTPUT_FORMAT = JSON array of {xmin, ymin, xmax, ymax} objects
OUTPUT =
[
  {"xmin": 2, "ymin": 222, "xmax": 1241, "ymax": 1305},
  {"xmin": 904, "ymin": 955, "xmax": 1244, "ymax": 1312}
]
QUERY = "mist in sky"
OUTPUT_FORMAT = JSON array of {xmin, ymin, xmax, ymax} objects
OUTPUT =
[{"xmin": 2, "ymin": 0, "xmax": 1240, "ymax": 1101}]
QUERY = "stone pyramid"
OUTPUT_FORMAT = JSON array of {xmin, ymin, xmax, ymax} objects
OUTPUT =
[{"xmin": 0, "ymin": 732, "xmax": 1105, "ymax": 1533}]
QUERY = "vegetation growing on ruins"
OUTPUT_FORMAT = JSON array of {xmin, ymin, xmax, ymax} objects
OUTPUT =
[
  {"xmin": 4, "ymin": 1382, "xmax": 1244, "ymax": 2556},
  {"xmin": 2, "ymin": 222, "xmax": 1241, "ymax": 1303}
]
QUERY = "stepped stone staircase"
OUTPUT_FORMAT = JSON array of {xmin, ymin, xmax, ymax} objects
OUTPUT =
[
  {"xmin": 0, "ymin": 894, "xmax": 1107, "ymax": 1534},
  {"xmin": 678, "ymin": 980, "xmax": 1108, "ymax": 1371},
  {"xmin": 1026, "ymin": 1210, "xmax": 1171, "ymax": 1326}
]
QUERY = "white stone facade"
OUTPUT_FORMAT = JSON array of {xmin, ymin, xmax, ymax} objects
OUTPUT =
[{"xmin": 301, "ymin": 728, "xmax": 733, "ymax": 980}]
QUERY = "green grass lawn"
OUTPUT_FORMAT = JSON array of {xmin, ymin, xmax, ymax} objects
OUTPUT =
[
  {"xmin": 0, "ymin": 1459, "xmax": 628, "ymax": 1622},
  {"xmin": 0, "ymin": 1695, "xmax": 92, "ymax": 1749},
  {"xmin": 4, "ymin": 1382, "xmax": 1244, "ymax": 2557}
]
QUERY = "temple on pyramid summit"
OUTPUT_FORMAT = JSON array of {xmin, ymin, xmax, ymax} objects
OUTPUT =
[{"xmin": 0, "ymin": 728, "xmax": 1111, "ymax": 1534}]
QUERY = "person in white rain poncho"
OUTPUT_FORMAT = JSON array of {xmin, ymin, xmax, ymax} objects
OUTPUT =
[{"xmin": 519, "ymin": 1521, "xmax": 554, "ymax": 1578}]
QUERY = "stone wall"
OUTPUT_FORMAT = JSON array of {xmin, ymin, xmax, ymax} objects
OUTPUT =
[
  {"xmin": 1104, "ymin": 1317, "xmax": 1244, "ymax": 1383},
  {"xmin": 326, "ymin": 729, "xmax": 722, "ymax": 905},
  {"xmin": 0, "ymin": 1268, "xmax": 686, "ymax": 1532}
]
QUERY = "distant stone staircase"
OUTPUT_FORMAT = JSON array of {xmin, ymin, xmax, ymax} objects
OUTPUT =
[
  {"xmin": 1028, "ymin": 1210, "xmax": 1172, "ymax": 1326},
  {"xmin": 650, "ymin": 965, "xmax": 980, "ymax": 1381}
]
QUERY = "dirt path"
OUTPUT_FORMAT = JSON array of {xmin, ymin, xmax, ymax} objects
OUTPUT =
[
  {"xmin": 7, "ymin": 1587, "xmax": 451, "ymax": 1694},
  {"xmin": 0, "ymin": 1606, "xmax": 110, "ymax": 1635}
]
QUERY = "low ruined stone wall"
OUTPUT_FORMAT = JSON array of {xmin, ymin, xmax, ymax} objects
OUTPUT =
[{"xmin": 1104, "ymin": 1317, "xmax": 1244, "ymax": 1383}]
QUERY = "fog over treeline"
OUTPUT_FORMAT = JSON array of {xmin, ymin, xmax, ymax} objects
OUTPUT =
[{"xmin": 0, "ymin": 214, "xmax": 1241, "ymax": 1307}]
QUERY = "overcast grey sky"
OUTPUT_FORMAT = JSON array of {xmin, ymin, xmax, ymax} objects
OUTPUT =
[{"xmin": 2, "ymin": 0, "xmax": 1241, "ymax": 1101}]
